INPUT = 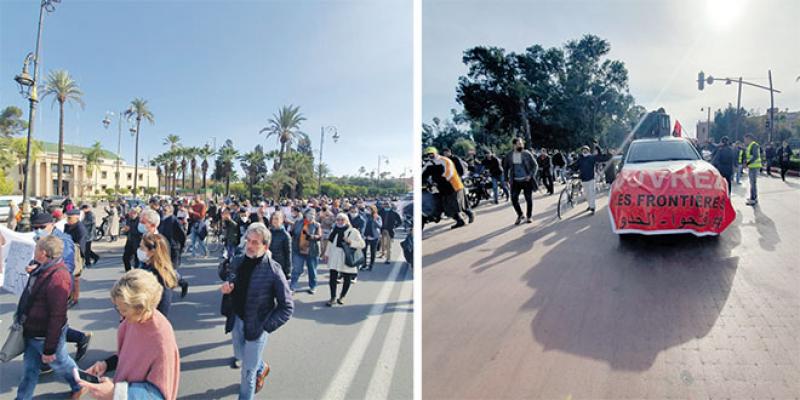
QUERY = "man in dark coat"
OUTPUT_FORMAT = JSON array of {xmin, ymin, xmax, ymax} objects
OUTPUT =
[{"xmin": 711, "ymin": 136, "xmax": 737, "ymax": 195}]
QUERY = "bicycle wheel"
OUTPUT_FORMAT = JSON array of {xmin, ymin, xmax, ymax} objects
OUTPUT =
[{"xmin": 557, "ymin": 186, "xmax": 574, "ymax": 219}]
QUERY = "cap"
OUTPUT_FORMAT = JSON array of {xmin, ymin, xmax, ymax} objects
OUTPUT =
[
  {"xmin": 65, "ymin": 209, "xmax": 81, "ymax": 216},
  {"xmin": 31, "ymin": 212, "xmax": 54, "ymax": 225},
  {"xmin": 424, "ymin": 146, "xmax": 438, "ymax": 155}
]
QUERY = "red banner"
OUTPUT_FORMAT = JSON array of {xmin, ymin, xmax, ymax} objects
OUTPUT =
[{"xmin": 608, "ymin": 161, "xmax": 735, "ymax": 236}]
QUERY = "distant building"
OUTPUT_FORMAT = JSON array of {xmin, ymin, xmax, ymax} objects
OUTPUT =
[
  {"xmin": 7, "ymin": 141, "xmax": 157, "ymax": 198},
  {"xmin": 696, "ymin": 121, "xmax": 713, "ymax": 143}
]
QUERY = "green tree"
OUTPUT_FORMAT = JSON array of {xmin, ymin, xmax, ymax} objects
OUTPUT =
[
  {"xmin": 239, "ymin": 145, "xmax": 269, "ymax": 199},
  {"xmin": 0, "ymin": 106, "xmax": 28, "ymax": 137},
  {"xmin": 259, "ymin": 105, "xmax": 307, "ymax": 171},
  {"xmin": 214, "ymin": 140, "xmax": 239, "ymax": 196},
  {"xmin": 124, "ymin": 98, "xmax": 155, "ymax": 195},
  {"xmin": 198, "ymin": 144, "xmax": 215, "ymax": 190},
  {"xmin": 83, "ymin": 141, "xmax": 104, "ymax": 193},
  {"xmin": 0, "ymin": 169, "xmax": 13, "ymax": 195},
  {"xmin": 280, "ymin": 151, "xmax": 315, "ymax": 197},
  {"xmin": 265, "ymin": 170, "xmax": 297, "ymax": 201},
  {"xmin": 42, "ymin": 70, "xmax": 85, "ymax": 195}
]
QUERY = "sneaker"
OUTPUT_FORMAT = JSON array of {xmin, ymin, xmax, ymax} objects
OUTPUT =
[
  {"xmin": 326, "ymin": 299, "xmax": 336, "ymax": 307},
  {"xmin": 67, "ymin": 299, "xmax": 79, "ymax": 309},
  {"xmin": 40, "ymin": 364, "xmax": 53, "ymax": 374},
  {"xmin": 526, "ymin": 217, "xmax": 532, "ymax": 224},
  {"xmin": 514, "ymin": 216, "xmax": 524, "ymax": 225},
  {"xmin": 308, "ymin": 288, "xmax": 316, "ymax": 295},
  {"xmin": 585, "ymin": 207, "xmax": 593, "ymax": 213},
  {"xmin": 589, "ymin": 208, "xmax": 595, "ymax": 215},
  {"xmin": 230, "ymin": 357, "xmax": 240, "ymax": 369},
  {"xmin": 384, "ymin": 259, "xmax": 390, "ymax": 264},
  {"xmin": 336, "ymin": 297, "xmax": 345, "ymax": 305},
  {"xmin": 75, "ymin": 332, "xmax": 92, "ymax": 362},
  {"xmin": 352, "ymin": 276, "xmax": 358, "ymax": 284},
  {"xmin": 467, "ymin": 214, "xmax": 475, "ymax": 224},
  {"xmin": 180, "ymin": 280, "xmax": 189, "ymax": 299},
  {"xmin": 745, "ymin": 199, "xmax": 757, "ymax": 206},
  {"xmin": 451, "ymin": 221, "xmax": 466, "ymax": 229},
  {"xmin": 254, "ymin": 362, "xmax": 271, "ymax": 393}
]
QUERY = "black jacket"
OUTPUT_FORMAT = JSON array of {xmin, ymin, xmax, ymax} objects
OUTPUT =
[
  {"xmin": 379, "ymin": 208, "xmax": 403, "ymax": 238},
  {"xmin": 711, "ymin": 145, "xmax": 736, "ymax": 177},
  {"xmin": 124, "ymin": 217, "xmax": 143, "ymax": 252},
  {"xmin": 480, "ymin": 156, "xmax": 504, "ymax": 177},
  {"xmin": 269, "ymin": 227, "xmax": 292, "ymax": 277},
  {"xmin": 158, "ymin": 215, "xmax": 187, "ymax": 264},
  {"xmin": 778, "ymin": 145, "xmax": 794, "ymax": 163},
  {"xmin": 82, "ymin": 211, "xmax": 96, "ymax": 241},
  {"xmin": 64, "ymin": 222, "xmax": 88, "ymax": 258}
]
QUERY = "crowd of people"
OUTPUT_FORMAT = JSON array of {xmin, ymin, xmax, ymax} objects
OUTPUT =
[
  {"xmin": 422, "ymin": 137, "xmax": 615, "ymax": 228},
  {"xmin": 5, "ymin": 192, "xmax": 409, "ymax": 399}
]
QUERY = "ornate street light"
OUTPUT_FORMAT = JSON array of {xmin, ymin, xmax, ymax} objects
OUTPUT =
[{"xmin": 318, "ymin": 126, "xmax": 339, "ymax": 196}]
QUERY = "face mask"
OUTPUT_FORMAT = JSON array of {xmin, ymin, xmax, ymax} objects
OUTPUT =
[
  {"xmin": 136, "ymin": 248, "xmax": 150, "ymax": 263},
  {"xmin": 137, "ymin": 223, "xmax": 147, "ymax": 234},
  {"xmin": 33, "ymin": 228, "xmax": 48, "ymax": 240},
  {"xmin": 349, "ymin": 212, "xmax": 358, "ymax": 217},
  {"xmin": 241, "ymin": 217, "xmax": 249, "ymax": 223},
  {"xmin": 336, "ymin": 222, "xmax": 346, "ymax": 228},
  {"xmin": 384, "ymin": 207, "xmax": 391, "ymax": 211},
  {"xmin": 582, "ymin": 151, "xmax": 590, "ymax": 157}
]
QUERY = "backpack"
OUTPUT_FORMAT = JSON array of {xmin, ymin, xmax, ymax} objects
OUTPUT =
[{"xmin": 72, "ymin": 243, "xmax": 84, "ymax": 277}]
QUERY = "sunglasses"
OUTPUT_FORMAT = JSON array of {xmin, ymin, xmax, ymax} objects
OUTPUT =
[{"xmin": 32, "ymin": 225, "xmax": 47, "ymax": 230}]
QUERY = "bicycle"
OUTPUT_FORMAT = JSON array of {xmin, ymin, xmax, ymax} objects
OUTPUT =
[{"xmin": 557, "ymin": 173, "xmax": 584, "ymax": 219}]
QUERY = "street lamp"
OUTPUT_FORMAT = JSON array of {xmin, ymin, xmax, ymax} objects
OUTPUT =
[
  {"xmin": 15, "ymin": 0, "xmax": 61, "ymax": 232},
  {"xmin": 318, "ymin": 126, "xmax": 340, "ymax": 196},
  {"xmin": 700, "ymin": 107, "xmax": 712, "ymax": 142},
  {"xmin": 103, "ymin": 110, "xmax": 126, "ymax": 194},
  {"xmin": 697, "ymin": 70, "xmax": 781, "ymax": 142}
]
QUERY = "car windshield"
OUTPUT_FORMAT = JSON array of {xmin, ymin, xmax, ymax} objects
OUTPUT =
[
  {"xmin": 626, "ymin": 140, "xmax": 700, "ymax": 163},
  {"xmin": 0, "ymin": 200, "xmax": 11, "ymax": 206}
]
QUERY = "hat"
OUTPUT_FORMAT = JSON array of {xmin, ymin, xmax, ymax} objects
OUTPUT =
[
  {"xmin": 51, "ymin": 209, "xmax": 63, "ymax": 219},
  {"xmin": 424, "ymin": 146, "xmax": 438, "ymax": 155},
  {"xmin": 66, "ymin": 209, "xmax": 81, "ymax": 216},
  {"xmin": 31, "ymin": 212, "xmax": 54, "ymax": 225}
]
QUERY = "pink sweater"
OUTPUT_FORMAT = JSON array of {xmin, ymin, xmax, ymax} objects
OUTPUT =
[{"xmin": 114, "ymin": 310, "xmax": 180, "ymax": 400}]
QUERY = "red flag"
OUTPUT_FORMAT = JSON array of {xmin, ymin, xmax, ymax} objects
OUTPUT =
[{"xmin": 673, "ymin": 120, "xmax": 682, "ymax": 137}]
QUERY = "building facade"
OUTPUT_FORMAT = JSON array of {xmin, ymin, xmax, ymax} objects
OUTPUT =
[
  {"xmin": 696, "ymin": 121, "xmax": 712, "ymax": 143},
  {"xmin": 7, "ymin": 142, "xmax": 158, "ymax": 198}
]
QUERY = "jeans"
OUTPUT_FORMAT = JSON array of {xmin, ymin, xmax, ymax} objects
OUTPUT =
[
  {"xmin": 191, "ymin": 231, "xmax": 208, "ymax": 257},
  {"xmin": 231, "ymin": 316, "xmax": 268, "ymax": 400},
  {"xmin": 364, "ymin": 238, "xmax": 379, "ymax": 267},
  {"xmin": 16, "ymin": 325, "xmax": 80, "ymax": 400},
  {"xmin": 290, "ymin": 253, "xmax": 318, "ymax": 290},
  {"xmin": 749, "ymin": 168, "xmax": 758, "ymax": 201},
  {"xmin": 491, "ymin": 175, "xmax": 509, "ymax": 203},
  {"xmin": 128, "ymin": 382, "xmax": 165, "ymax": 399},
  {"xmin": 736, "ymin": 164, "xmax": 743, "ymax": 184},
  {"xmin": 510, "ymin": 179, "xmax": 533, "ymax": 218}
]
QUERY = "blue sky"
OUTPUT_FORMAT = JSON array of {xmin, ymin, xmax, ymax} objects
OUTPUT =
[
  {"xmin": 424, "ymin": 0, "xmax": 800, "ymax": 138},
  {"xmin": 1, "ymin": 0, "xmax": 412, "ymax": 177}
]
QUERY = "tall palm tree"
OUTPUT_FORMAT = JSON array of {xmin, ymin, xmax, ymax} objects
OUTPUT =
[
  {"xmin": 259, "ymin": 105, "xmax": 306, "ymax": 171},
  {"xmin": 198, "ymin": 144, "xmax": 214, "ymax": 190},
  {"xmin": 151, "ymin": 155, "xmax": 164, "ymax": 195},
  {"xmin": 83, "ymin": 141, "xmax": 104, "ymax": 196},
  {"xmin": 218, "ymin": 144, "xmax": 239, "ymax": 196},
  {"xmin": 180, "ymin": 148, "xmax": 188, "ymax": 193},
  {"xmin": 186, "ymin": 147, "xmax": 198, "ymax": 193},
  {"xmin": 42, "ymin": 70, "xmax": 85, "ymax": 196},
  {"xmin": 124, "ymin": 98, "xmax": 155, "ymax": 196}
]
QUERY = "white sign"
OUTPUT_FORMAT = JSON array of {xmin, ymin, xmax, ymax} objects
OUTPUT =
[{"xmin": 0, "ymin": 226, "xmax": 36, "ymax": 297}]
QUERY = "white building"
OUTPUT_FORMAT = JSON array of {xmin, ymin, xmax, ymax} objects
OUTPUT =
[{"xmin": 6, "ymin": 141, "xmax": 158, "ymax": 198}]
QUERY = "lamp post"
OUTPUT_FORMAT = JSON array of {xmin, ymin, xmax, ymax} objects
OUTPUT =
[
  {"xmin": 697, "ymin": 71, "xmax": 781, "ymax": 142},
  {"xmin": 103, "ymin": 110, "xmax": 126, "ymax": 195},
  {"xmin": 14, "ymin": 0, "xmax": 61, "ymax": 232},
  {"xmin": 318, "ymin": 126, "xmax": 340, "ymax": 196},
  {"xmin": 700, "ymin": 107, "xmax": 712, "ymax": 141}
]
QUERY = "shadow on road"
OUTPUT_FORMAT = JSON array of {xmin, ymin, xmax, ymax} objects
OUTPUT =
[{"xmin": 516, "ymin": 203, "xmax": 742, "ymax": 371}]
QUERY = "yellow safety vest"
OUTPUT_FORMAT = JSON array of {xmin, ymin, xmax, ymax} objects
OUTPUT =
[
  {"xmin": 746, "ymin": 141, "xmax": 762, "ymax": 169},
  {"xmin": 438, "ymin": 156, "xmax": 464, "ymax": 192}
]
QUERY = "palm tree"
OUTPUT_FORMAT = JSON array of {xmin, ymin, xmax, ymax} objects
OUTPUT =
[
  {"xmin": 259, "ymin": 105, "xmax": 306, "ymax": 171},
  {"xmin": 83, "ymin": 141, "xmax": 104, "ymax": 196},
  {"xmin": 180, "ymin": 148, "xmax": 188, "ymax": 193},
  {"xmin": 42, "ymin": 70, "xmax": 85, "ymax": 196},
  {"xmin": 124, "ymin": 98, "xmax": 155, "ymax": 196},
  {"xmin": 198, "ymin": 144, "xmax": 215, "ymax": 190},
  {"xmin": 151, "ymin": 155, "xmax": 164, "ymax": 195},
  {"xmin": 266, "ymin": 170, "xmax": 297, "ymax": 201},
  {"xmin": 218, "ymin": 144, "xmax": 239, "ymax": 196}
]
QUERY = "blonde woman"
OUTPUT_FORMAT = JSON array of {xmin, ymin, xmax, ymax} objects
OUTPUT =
[
  {"xmin": 138, "ymin": 233, "xmax": 179, "ymax": 316},
  {"xmin": 326, "ymin": 213, "xmax": 366, "ymax": 306},
  {"xmin": 78, "ymin": 269, "xmax": 180, "ymax": 400}
]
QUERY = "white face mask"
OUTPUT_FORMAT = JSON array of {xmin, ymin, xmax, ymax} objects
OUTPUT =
[{"xmin": 137, "ymin": 248, "xmax": 150, "ymax": 263}]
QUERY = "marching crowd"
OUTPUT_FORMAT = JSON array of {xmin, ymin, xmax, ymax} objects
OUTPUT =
[{"xmin": 5, "ymin": 193, "xmax": 408, "ymax": 399}]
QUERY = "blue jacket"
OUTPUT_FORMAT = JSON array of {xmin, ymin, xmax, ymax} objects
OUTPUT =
[
  {"xmin": 50, "ymin": 228, "xmax": 76, "ymax": 274},
  {"xmin": 225, "ymin": 254, "xmax": 294, "ymax": 340}
]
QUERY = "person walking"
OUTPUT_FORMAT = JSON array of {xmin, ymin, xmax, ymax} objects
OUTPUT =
[
  {"xmin": 537, "ymin": 148, "xmax": 555, "ymax": 195},
  {"xmin": 552, "ymin": 150, "xmax": 567, "ymax": 184},
  {"xmin": 379, "ymin": 202, "xmax": 402, "ymax": 264},
  {"xmin": 711, "ymin": 136, "xmax": 736, "ymax": 195},
  {"xmin": 137, "ymin": 233, "xmax": 179, "ymax": 316},
  {"xmin": 157, "ymin": 205, "xmax": 189, "ymax": 297},
  {"xmin": 569, "ymin": 144, "xmax": 611, "ymax": 214},
  {"xmin": 107, "ymin": 202, "xmax": 120, "ymax": 242},
  {"xmin": 80, "ymin": 269, "xmax": 181, "ymax": 400},
  {"xmin": 502, "ymin": 137, "xmax": 538, "ymax": 225},
  {"xmin": 220, "ymin": 223, "xmax": 294, "ymax": 398},
  {"xmin": 318, "ymin": 205, "xmax": 335, "ymax": 261},
  {"xmin": 361, "ymin": 205, "xmax": 382, "ymax": 271},
  {"xmin": 80, "ymin": 205, "xmax": 100, "ymax": 266},
  {"xmin": 222, "ymin": 208, "xmax": 241, "ymax": 260},
  {"xmin": 268, "ymin": 211, "xmax": 292, "ymax": 280},
  {"xmin": 778, "ymin": 140, "xmax": 794, "ymax": 182},
  {"xmin": 122, "ymin": 208, "xmax": 143, "ymax": 272},
  {"xmin": 289, "ymin": 209, "xmax": 322, "ymax": 294},
  {"xmin": 765, "ymin": 142, "xmax": 775, "ymax": 177},
  {"xmin": 480, "ymin": 148, "xmax": 508, "ymax": 204},
  {"xmin": 744, "ymin": 133, "xmax": 761, "ymax": 206},
  {"xmin": 422, "ymin": 147, "xmax": 474, "ymax": 229},
  {"xmin": 15, "ymin": 236, "xmax": 84, "ymax": 400},
  {"xmin": 326, "ymin": 213, "xmax": 366, "ymax": 306},
  {"xmin": 63, "ymin": 209, "xmax": 87, "ymax": 308}
]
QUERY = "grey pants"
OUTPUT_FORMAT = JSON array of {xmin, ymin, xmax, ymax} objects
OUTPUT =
[{"xmin": 749, "ymin": 168, "xmax": 758, "ymax": 201}]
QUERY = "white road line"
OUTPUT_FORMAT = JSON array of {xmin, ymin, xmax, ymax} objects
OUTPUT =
[
  {"xmin": 364, "ymin": 275, "xmax": 412, "ymax": 400},
  {"xmin": 321, "ymin": 262, "xmax": 407, "ymax": 400}
]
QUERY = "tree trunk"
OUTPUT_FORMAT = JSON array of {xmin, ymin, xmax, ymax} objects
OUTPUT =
[
  {"xmin": 202, "ymin": 167, "xmax": 207, "ymax": 190},
  {"xmin": 191, "ymin": 161, "xmax": 196, "ymax": 192},
  {"xmin": 56, "ymin": 101, "xmax": 65, "ymax": 196},
  {"xmin": 133, "ymin": 117, "xmax": 141, "ymax": 197},
  {"xmin": 519, "ymin": 99, "xmax": 532, "ymax": 147},
  {"xmin": 277, "ymin": 141, "xmax": 286, "ymax": 171}
]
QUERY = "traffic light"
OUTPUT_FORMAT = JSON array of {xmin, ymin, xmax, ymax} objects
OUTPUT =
[{"xmin": 698, "ymin": 71, "xmax": 705, "ymax": 91}]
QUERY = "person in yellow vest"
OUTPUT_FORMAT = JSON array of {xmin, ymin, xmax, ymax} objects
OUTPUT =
[
  {"xmin": 744, "ymin": 133, "xmax": 761, "ymax": 206},
  {"xmin": 422, "ymin": 147, "xmax": 474, "ymax": 229}
]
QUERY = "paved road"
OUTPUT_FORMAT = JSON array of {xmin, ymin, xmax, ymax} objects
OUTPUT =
[
  {"xmin": 0, "ymin": 231, "xmax": 413, "ymax": 399},
  {"xmin": 423, "ymin": 174, "xmax": 799, "ymax": 399}
]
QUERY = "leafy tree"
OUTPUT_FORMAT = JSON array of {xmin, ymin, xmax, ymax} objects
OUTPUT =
[
  {"xmin": 239, "ymin": 145, "xmax": 269, "ymax": 199},
  {"xmin": 124, "ymin": 98, "xmax": 155, "ymax": 195},
  {"xmin": 259, "ymin": 105, "xmax": 307, "ymax": 171},
  {"xmin": 0, "ymin": 106, "xmax": 27, "ymax": 137}
]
